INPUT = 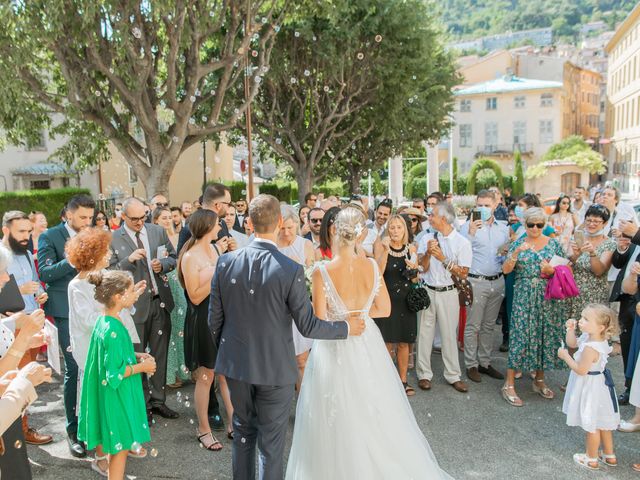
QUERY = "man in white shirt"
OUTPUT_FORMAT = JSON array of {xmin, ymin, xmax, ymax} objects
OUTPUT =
[
  {"xmin": 571, "ymin": 186, "xmax": 591, "ymax": 225},
  {"xmin": 417, "ymin": 202, "xmax": 472, "ymax": 393},
  {"xmin": 362, "ymin": 200, "xmax": 392, "ymax": 256},
  {"xmin": 460, "ymin": 191, "xmax": 510, "ymax": 383}
]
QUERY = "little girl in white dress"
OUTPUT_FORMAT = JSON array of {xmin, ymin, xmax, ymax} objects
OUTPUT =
[{"xmin": 558, "ymin": 304, "xmax": 620, "ymax": 471}]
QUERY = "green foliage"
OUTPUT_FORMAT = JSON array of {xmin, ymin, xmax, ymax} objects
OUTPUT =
[
  {"xmin": 252, "ymin": 0, "xmax": 458, "ymax": 202},
  {"xmin": 217, "ymin": 181, "xmax": 248, "ymax": 202},
  {"xmin": 513, "ymin": 150, "xmax": 525, "ymax": 196},
  {"xmin": 466, "ymin": 158, "xmax": 504, "ymax": 195},
  {"xmin": 438, "ymin": 175, "xmax": 468, "ymax": 196},
  {"xmin": 440, "ymin": 1, "xmax": 635, "ymax": 42},
  {"xmin": 0, "ymin": 187, "xmax": 90, "ymax": 226},
  {"xmin": 526, "ymin": 136, "xmax": 607, "ymax": 179},
  {"xmin": 315, "ymin": 180, "xmax": 346, "ymax": 198},
  {"xmin": 452, "ymin": 156, "xmax": 458, "ymax": 194}
]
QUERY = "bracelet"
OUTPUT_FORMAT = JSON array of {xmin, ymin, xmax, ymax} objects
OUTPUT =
[
  {"xmin": 127, "ymin": 365, "xmax": 134, "ymax": 376},
  {"xmin": 589, "ymin": 253, "xmax": 597, "ymax": 258}
]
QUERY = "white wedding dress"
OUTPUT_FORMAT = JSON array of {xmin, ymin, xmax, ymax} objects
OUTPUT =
[{"xmin": 286, "ymin": 260, "xmax": 453, "ymax": 480}]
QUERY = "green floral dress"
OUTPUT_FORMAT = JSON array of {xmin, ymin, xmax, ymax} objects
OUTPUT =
[
  {"xmin": 507, "ymin": 237, "xmax": 567, "ymax": 371},
  {"xmin": 78, "ymin": 315, "xmax": 150, "ymax": 454},
  {"xmin": 166, "ymin": 270, "xmax": 190, "ymax": 384},
  {"xmin": 567, "ymin": 238, "xmax": 616, "ymax": 319}
]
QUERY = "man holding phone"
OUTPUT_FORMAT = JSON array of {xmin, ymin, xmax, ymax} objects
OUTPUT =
[{"xmin": 460, "ymin": 190, "xmax": 510, "ymax": 383}]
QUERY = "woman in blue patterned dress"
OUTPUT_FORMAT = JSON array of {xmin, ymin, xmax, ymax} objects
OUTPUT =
[{"xmin": 501, "ymin": 208, "xmax": 567, "ymax": 407}]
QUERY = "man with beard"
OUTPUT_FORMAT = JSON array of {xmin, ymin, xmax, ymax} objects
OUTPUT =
[
  {"xmin": 38, "ymin": 194, "xmax": 95, "ymax": 457},
  {"xmin": 2, "ymin": 210, "xmax": 52, "ymax": 446},
  {"xmin": 303, "ymin": 208, "xmax": 324, "ymax": 248}
]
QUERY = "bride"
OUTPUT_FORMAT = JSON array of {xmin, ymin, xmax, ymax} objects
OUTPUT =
[{"xmin": 286, "ymin": 207, "xmax": 453, "ymax": 479}]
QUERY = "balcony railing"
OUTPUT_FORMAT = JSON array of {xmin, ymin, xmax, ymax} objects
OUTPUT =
[{"xmin": 475, "ymin": 143, "xmax": 533, "ymax": 156}]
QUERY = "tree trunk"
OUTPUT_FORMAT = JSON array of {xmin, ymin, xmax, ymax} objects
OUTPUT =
[
  {"xmin": 349, "ymin": 169, "xmax": 362, "ymax": 195},
  {"xmin": 295, "ymin": 167, "xmax": 314, "ymax": 205},
  {"xmin": 141, "ymin": 159, "xmax": 174, "ymax": 200}
]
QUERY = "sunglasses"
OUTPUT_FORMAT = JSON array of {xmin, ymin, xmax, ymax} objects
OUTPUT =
[
  {"xmin": 155, "ymin": 202, "xmax": 169, "ymax": 208},
  {"xmin": 409, "ymin": 217, "xmax": 419, "ymax": 223},
  {"xmin": 95, "ymin": 216, "xmax": 106, "ymax": 221},
  {"xmin": 310, "ymin": 218, "xmax": 323, "ymax": 224},
  {"xmin": 526, "ymin": 222, "xmax": 545, "ymax": 229},
  {"xmin": 126, "ymin": 215, "xmax": 147, "ymax": 223}
]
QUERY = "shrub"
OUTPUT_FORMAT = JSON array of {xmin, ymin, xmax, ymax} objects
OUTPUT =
[{"xmin": 0, "ymin": 187, "xmax": 91, "ymax": 226}]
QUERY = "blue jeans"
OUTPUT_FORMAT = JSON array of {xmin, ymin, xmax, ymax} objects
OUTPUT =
[{"xmin": 55, "ymin": 317, "xmax": 78, "ymax": 435}]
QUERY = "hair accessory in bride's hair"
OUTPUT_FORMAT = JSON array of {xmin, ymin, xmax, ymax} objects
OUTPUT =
[{"xmin": 354, "ymin": 222, "xmax": 364, "ymax": 238}]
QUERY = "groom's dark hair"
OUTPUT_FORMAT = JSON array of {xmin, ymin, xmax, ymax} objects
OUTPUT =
[{"xmin": 249, "ymin": 194, "xmax": 281, "ymax": 233}]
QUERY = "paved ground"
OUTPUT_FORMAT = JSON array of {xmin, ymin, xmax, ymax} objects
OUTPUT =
[{"xmin": 23, "ymin": 333, "xmax": 640, "ymax": 479}]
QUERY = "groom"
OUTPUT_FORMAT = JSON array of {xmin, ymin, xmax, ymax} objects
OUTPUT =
[{"xmin": 209, "ymin": 194, "xmax": 365, "ymax": 480}]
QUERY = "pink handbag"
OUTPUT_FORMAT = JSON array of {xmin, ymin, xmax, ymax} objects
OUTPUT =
[{"xmin": 544, "ymin": 265, "xmax": 580, "ymax": 300}]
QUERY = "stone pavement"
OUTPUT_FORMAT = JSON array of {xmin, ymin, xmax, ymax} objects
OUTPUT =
[{"xmin": 22, "ymin": 333, "xmax": 640, "ymax": 479}]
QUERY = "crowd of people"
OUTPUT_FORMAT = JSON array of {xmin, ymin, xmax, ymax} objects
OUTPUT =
[{"xmin": 2, "ymin": 181, "xmax": 640, "ymax": 477}]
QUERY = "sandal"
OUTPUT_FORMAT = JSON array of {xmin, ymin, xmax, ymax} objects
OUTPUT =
[
  {"xmin": 167, "ymin": 380, "xmax": 183, "ymax": 389},
  {"xmin": 403, "ymin": 382, "xmax": 416, "ymax": 397},
  {"xmin": 532, "ymin": 379, "xmax": 555, "ymax": 399},
  {"xmin": 91, "ymin": 454, "xmax": 109, "ymax": 478},
  {"xmin": 632, "ymin": 463, "xmax": 640, "ymax": 472},
  {"xmin": 573, "ymin": 453, "xmax": 599, "ymax": 470},
  {"xmin": 128, "ymin": 446, "xmax": 147, "ymax": 458},
  {"xmin": 501, "ymin": 384, "xmax": 523, "ymax": 407},
  {"xmin": 197, "ymin": 431, "xmax": 223, "ymax": 451},
  {"xmin": 598, "ymin": 451, "xmax": 617, "ymax": 467},
  {"xmin": 227, "ymin": 430, "xmax": 234, "ymax": 440},
  {"xmin": 514, "ymin": 371, "xmax": 522, "ymax": 379}
]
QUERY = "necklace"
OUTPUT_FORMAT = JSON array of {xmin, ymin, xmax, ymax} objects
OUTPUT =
[{"xmin": 389, "ymin": 244, "xmax": 408, "ymax": 258}]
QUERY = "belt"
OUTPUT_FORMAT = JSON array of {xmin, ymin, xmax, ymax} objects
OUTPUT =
[
  {"xmin": 426, "ymin": 284, "xmax": 456, "ymax": 292},
  {"xmin": 587, "ymin": 369, "xmax": 618, "ymax": 413},
  {"xmin": 468, "ymin": 273, "xmax": 503, "ymax": 281}
]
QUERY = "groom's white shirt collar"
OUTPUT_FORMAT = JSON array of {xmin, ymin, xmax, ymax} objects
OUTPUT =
[{"xmin": 254, "ymin": 237, "xmax": 277, "ymax": 248}]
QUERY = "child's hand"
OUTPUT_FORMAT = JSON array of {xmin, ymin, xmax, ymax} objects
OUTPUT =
[
  {"xmin": 557, "ymin": 347, "xmax": 570, "ymax": 361},
  {"xmin": 565, "ymin": 319, "xmax": 577, "ymax": 331},
  {"xmin": 140, "ymin": 356, "xmax": 156, "ymax": 375}
]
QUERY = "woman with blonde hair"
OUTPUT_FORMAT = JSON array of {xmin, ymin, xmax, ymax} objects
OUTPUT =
[{"xmin": 373, "ymin": 214, "xmax": 420, "ymax": 395}]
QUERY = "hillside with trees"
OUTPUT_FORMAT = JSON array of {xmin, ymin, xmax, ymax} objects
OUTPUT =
[{"xmin": 440, "ymin": 0, "xmax": 637, "ymax": 42}]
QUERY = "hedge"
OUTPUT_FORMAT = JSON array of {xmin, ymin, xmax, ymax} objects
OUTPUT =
[{"xmin": 0, "ymin": 187, "xmax": 91, "ymax": 226}]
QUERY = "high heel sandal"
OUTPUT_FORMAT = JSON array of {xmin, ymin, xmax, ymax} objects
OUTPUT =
[
  {"xmin": 532, "ymin": 379, "xmax": 554, "ymax": 399},
  {"xmin": 573, "ymin": 453, "xmax": 599, "ymax": 470},
  {"xmin": 91, "ymin": 454, "xmax": 109, "ymax": 477},
  {"xmin": 197, "ymin": 431, "xmax": 223, "ymax": 451},
  {"xmin": 501, "ymin": 384, "xmax": 523, "ymax": 407}
]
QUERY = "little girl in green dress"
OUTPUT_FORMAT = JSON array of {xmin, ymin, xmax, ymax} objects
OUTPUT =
[{"xmin": 78, "ymin": 270, "xmax": 157, "ymax": 480}]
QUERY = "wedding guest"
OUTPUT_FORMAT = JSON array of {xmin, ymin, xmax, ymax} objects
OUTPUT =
[
  {"xmin": 109, "ymin": 197, "xmax": 178, "ymax": 422},
  {"xmin": 572, "ymin": 186, "xmax": 592, "ymax": 225},
  {"xmin": 149, "ymin": 194, "xmax": 169, "ymax": 211},
  {"xmin": 179, "ymin": 209, "xmax": 233, "ymax": 448},
  {"xmin": 619, "ymin": 313, "xmax": 640, "ymax": 473},
  {"xmin": 180, "ymin": 201, "xmax": 193, "ymax": 221},
  {"xmin": 402, "ymin": 208, "xmax": 425, "ymax": 245},
  {"xmin": 224, "ymin": 205, "xmax": 250, "ymax": 249},
  {"xmin": 303, "ymin": 208, "xmax": 324, "ymax": 248},
  {"xmin": 92, "ymin": 210, "xmax": 110, "ymax": 231},
  {"xmin": 171, "ymin": 207, "xmax": 183, "ymax": 235},
  {"xmin": 373, "ymin": 215, "xmax": 419, "ymax": 395},
  {"xmin": 362, "ymin": 199, "xmax": 392, "ymax": 256},
  {"xmin": 558, "ymin": 306, "xmax": 620, "ymax": 470},
  {"xmin": 566, "ymin": 205, "xmax": 615, "ymax": 319},
  {"xmin": 501, "ymin": 208, "xmax": 566, "ymax": 407},
  {"xmin": 620, "ymin": 262, "xmax": 640, "ymax": 404},
  {"xmin": 299, "ymin": 206, "xmax": 311, "ymax": 237},
  {"xmin": 66, "ymin": 227, "xmax": 144, "ymax": 475},
  {"xmin": 460, "ymin": 190, "xmax": 510, "ymax": 383},
  {"xmin": 315, "ymin": 206, "xmax": 340, "ymax": 261},
  {"xmin": 38, "ymin": 193, "xmax": 95, "ymax": 457},
  {"xmin": 152, "ymin": 208, "xmax": 189, "ymax": 389},
  {"xmin": 79, "ymin": 270, "xmax": 155, "ymax": 480},
  {"xmin": 304, "ymin": 192, "xmax": 318, "ymax": 209},
  {"xmin": 277, "ymin": 205, "xmax": 315, "ymax": 390},
  {"xmin": 2, "ymin": 211, "xmax": 52, "ymax": 446},
  {"xmin": 242, "ymin": 216, "xmax": 253, "ymax": 237},
  {"xmin": 550, "ymin": 195, "xmax": 579, "ymax": 252},
  {"xmin": 27, "ymin": 211, "xmax": 47, "ymax": 259},
  {"xmin": 234, "ymin": 198, "xmax": 248, "ymax": 229},
  {"xmin": 109, "ymin": 203, "xmax": 123, "ymax": 230},
  {"xmin": 416, "ymin": 202, "xmax": 471, "ymax": 393},
  {"xmin": 489, "ymin": 187, "xmax": 508, "ymax": 222},
  {"xmin": 153, "ymin": 207, "xmax": 179, "ymax": 249}
]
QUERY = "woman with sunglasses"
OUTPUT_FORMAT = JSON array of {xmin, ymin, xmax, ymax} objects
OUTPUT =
[
  {"xmin": 402, "ymin": 207, "xmax": 425, "ymax": 245},
  {"xmin": 501, "ymin": 207, "xmax": 567, "ymax": 407},
  {"xmin": 92, "ymin": 210, "xmax": 109, "ymax": 231},
  {"xmin": 566, "ymin": 205, "xmax": 615, "ymax": 319},
  {"xmin": 550, "ymin": 195, "xmax": 579, "ymax": 253},
  {"xmin": 315, "ymin": 207, "xmax": 340, "ymax": 261}
]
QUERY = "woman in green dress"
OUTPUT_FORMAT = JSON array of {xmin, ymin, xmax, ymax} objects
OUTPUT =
[
  {"xmin": 79, "ymin": 270, "xmax": 156, "ymax": 480},
  {"xmin": 566, "ymin": 204, "xmax": 615, "ymax": 319},
  {"xmin": 501, "ymin": 208, "xmax": 567, "ymax": 407}
]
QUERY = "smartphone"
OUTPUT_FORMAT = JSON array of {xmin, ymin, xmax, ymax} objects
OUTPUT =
[
  {"xmin": 574, "ymin": 230, "xmax": 585, "ymax": 248},
  {"xmin": 471, "ymin": 210, "xmax": 481, "ymax": 222}
]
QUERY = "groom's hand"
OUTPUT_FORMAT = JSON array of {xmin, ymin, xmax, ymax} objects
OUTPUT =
[{"xmin": 346, "ymin": 312, "xmax": 366, "ymax": 336}]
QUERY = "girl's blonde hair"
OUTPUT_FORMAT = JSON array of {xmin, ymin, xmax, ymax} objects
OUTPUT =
[{"xmin": 583, "ymin": 303, "xmax": 620, "ymax": 339}]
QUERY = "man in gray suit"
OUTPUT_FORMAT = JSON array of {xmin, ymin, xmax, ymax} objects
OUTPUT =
[
  {"xmin": 209, "ymin": 194, "xmax": 365, "ymax": 480},
  {"xmin": 109, "ymin": 197, "xmax": 179, "ymax": 420}
]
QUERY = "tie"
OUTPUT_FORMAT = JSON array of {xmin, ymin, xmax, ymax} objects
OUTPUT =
[{"xmin": 135, "ymin": 231, "xmax": 157, "ymax": 295}]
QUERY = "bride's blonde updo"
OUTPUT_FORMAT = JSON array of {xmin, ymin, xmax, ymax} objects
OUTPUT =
[{"xmin": 334, "ymin": 206, "xmax": 366, "ymax": 246}]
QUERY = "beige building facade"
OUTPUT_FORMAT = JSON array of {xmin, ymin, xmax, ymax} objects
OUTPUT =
[{"xmin": 605, "ymin": 3, "xmax": 640, "ymax": 195}]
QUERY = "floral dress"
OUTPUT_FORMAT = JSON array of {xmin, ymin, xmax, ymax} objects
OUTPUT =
[
  {"xmin": 566, "ymin": 238, "xmax": 616, "ymax": 319},
  {"xmin": 166, "ymin": 270, "xmax": 190, "ymax": 384},
  {"xmin": 507, "ymin": 237, "xmax": 567, "ymax": 371}
]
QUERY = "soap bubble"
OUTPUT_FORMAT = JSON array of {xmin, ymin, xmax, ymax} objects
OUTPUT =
[{"xmin": 150, "ymin": 448, "xmax": 158, "ymax": 457}]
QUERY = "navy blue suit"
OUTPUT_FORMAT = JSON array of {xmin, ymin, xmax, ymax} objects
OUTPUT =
[{"xmin": 208, "ymin": 239, "xmax": 347, "ymax": 479}]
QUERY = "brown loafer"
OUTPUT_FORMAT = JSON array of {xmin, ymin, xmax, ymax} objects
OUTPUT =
[
  {"xmin": 418, "ymin": 379, "xmax": 432, "ymax": 390},
  {"xmin": 451, "ymin": 380, "xmax": 469, "ymax": 393},
  {"xmin": 24, "ymin": 427, "xmax": 53, "ymax": 445},
  {"xmin": 478, "ymin": 365, "xmax": 505, "ymax": 380},
  {"xmin": 466, "ymin": 367, "xmax": 482, "ymax": 383}
]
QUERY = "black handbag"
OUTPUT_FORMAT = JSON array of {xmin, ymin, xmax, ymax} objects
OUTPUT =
[
  {"xmin": 0, "ymin": 275, "xmax": 26, "ymax": 316},
  {"xmin": 406, "ymin": 283, "xmax": 430, "ymax": 312}
]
